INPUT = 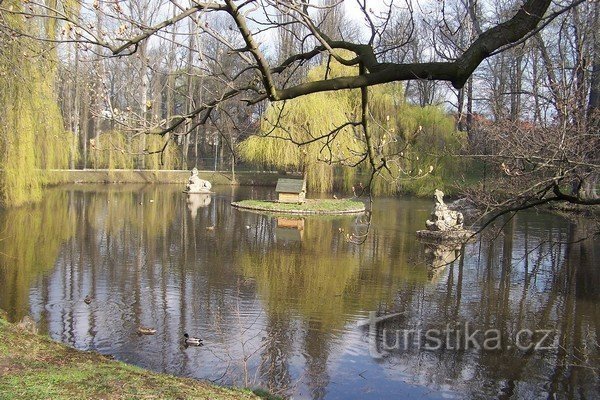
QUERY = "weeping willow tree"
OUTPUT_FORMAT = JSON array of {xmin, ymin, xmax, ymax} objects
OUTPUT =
[
  {"xmin": 0, "ymin": 1, "xmax": 75, "ymax": 206},
  {"xmin": 239, "ymin": 54, "xmax": 466, "ymax": 194},
  {"xmin": 239, "ymin": 57, "xmax": 366, "ymax": 193},
  {"xmin": 366, "ymin": 89, "xmax": 467, "ymax": 196},
  {"xmin": 89, "ymin": 130, "xmax": 180, "ymax": 170}
]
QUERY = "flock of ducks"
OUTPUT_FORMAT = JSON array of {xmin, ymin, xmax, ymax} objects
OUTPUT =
[
  {"xmin": 138, "ymin": 328, "xmax": 202, "ymax": 346},
  {"xmin": 83, "ymin": 295, "xmax": 203, "ymax": 347}
]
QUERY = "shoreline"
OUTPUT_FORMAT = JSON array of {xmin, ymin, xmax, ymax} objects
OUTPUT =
[
  {"xmin": 42, "ymin": 169, "xmax": 290, "ymax": 187},
  {"xmin": 0, "ymin": 313, "xmax": 273, "ymax": 399}
]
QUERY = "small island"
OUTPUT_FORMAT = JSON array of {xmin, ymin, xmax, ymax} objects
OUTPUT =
[{"xmin": 231, "ymin": 199, "xmax": 365, "ymax": 215}]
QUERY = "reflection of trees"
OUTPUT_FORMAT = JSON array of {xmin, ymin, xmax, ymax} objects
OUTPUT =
[
  {"xmin": 238, "ymin": 204, "xmax": 432, "ymax": 396},
  {"xmin": 1, "ymin": 187, "xmax": 597, "ymax": 398},
  {"xmin": 304, "ymin": 321, "xmax": 331, "ymax": 400},
  {"xmin": 259, "ymin": 313, "xmax": 293, "ymax": 396},
  {"xmin": 0, "ymin": 190, "xmax": 76, "ymax": 320},
  {"xmin": 374, "ymin": 213, "xmax": 599, "ymax": 398},
  {"xmin": 240, "ymin": 247, "xmax": 360, "ymax": 329},
  {"xmin": 85, "ymin": 184, "xmax": 178, "ymax": 238},
  {"xmin": 238, "ymin": 220, "xmax": 361, "ymax": 397},
  {"xmin": 241, "ymin": 204, "xmax": 431, "ymax": 326},
  {"xmin": 545, "ymin": 218, "xmax": 599, "ymax": 398}
]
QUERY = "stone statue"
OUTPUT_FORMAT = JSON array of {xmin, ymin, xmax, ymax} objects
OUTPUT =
[
  {"xmin": 417, "ymin": 190, "xmax": 473, "ymax": 262},
  {"xmin": 185, "ymin": 168, "xmax": 212, "ymax": 194},
  {"xmin": 425, "ymin": 189, "xmax": 464, "ymax": 231}
]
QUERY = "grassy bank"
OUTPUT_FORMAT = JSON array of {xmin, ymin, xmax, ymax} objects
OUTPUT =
[
  {"xmin": 0, "ymin": 315, "xmax": 261, "ymax": 400},
  {"xmin": 231, "ymin": 199, "xmax": 365, "ymax": 214}
]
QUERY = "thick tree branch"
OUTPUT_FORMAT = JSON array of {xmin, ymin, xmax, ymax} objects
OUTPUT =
[
  {"xmin": 111, "ymin": 2, "xmax": 226, "ymax": 55},
  {"xmin": 271, "ymin": 0, "xmax": 552, "ymax": 100},
  {"xmin": 225, "ymin": 0, "xmax": 277, "ymax": 99}
]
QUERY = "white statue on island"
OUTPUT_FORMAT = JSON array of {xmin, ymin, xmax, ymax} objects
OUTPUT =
[
  {"xmin": 425, "ymin": 189, "xmax": 464, "ymax": 231},
  {"xmin": 185, "ymin": 168, "xmax": 212, "ymax": 194}
]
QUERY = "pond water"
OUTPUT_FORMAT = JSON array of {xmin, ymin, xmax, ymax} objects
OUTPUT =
[{"xmin": 0, "ymin": 184, "xmax": 598, "ymax": 399}]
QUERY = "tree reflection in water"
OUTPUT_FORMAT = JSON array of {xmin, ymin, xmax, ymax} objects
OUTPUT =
[{"xmin": 0, "ymin": 186, "xmax": 597, "ymax": 399}]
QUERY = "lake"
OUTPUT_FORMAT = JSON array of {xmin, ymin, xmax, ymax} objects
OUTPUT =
[{"xmin": 0, "ymin": 184, "xmax": 598, "ymax": 399}]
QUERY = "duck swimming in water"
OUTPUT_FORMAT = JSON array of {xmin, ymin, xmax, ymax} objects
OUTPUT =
[
  {"xmin": 183, "ymin": 333, "xmax": 203, "ymax": 346},
  {"xmin": 137, "ymin": 326, "xmax": 157, "ymax": 335}
]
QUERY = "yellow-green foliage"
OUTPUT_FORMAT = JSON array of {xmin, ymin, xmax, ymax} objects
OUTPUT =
[
  {"xmin": 239, "ymin": 57, "xmax": 365, "ymax": 193},
  {"xmin": 85, "ymin": 184, "xmax": 178, "ymax": 238},
  {"xmin": 369, "ymin": 102, "xmax": 467, "ymax": 196},
  {"xmin": 0, "ymin": 2, "xmax": 75, "ymax": 206},
  {"xmin": 89, "ymin": 131, "xmax": 180, "ymax": 170},
  {"xmin": 239, "ymin": 54, "xmax": 466, "ymax": 195},
  {"xmin": 238, "ymin": 213, "xmax": 429, "ymax": 331},
  {"xmin": 0, "ymin": 191, "xmax": 76, "ymax": 319}
]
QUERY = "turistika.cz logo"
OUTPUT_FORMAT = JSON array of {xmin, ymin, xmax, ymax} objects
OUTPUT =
[{"xmin": 357, "ymin": 311, "xmax": 558, "ymax": 359}]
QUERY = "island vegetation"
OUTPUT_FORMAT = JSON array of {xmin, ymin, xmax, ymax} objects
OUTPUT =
[{"xmin": 232, "ymin": 198, "xmax": 366, "ymax": 215}]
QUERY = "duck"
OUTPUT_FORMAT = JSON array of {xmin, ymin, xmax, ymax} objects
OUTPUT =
[
  {"xmin": 137, "ymin": 326, "xmax": 157, "ymax": 335},
  {"xmin": 183, "ymin": 333, "xmax": 203, "ymax": 346},
  {"xmin": 84, "ymin": 295, "xmax": 92, "ymax": 305}
]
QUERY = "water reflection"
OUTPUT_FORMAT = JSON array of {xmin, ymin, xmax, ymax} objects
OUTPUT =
[
  {"xmin": 0, "ymin": 185, "xmax": 598, "ymax": 399},
  {"xmin": 187, "ymin": 193, "xmax": 212, "ymax": 219}
]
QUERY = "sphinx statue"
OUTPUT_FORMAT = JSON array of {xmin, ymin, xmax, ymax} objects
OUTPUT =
[
  {"xmin": 184, "ymin": 168, "xmax": 212, "ymax": 194},
  {"xmin": 417, "ymin": 189, "xmax": 473, "ymax": 242},
  {"xmin": 425, "ymin": 189, "xmax": 464, "ymax": 231}
]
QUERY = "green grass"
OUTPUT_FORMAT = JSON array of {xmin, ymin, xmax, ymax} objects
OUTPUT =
[
  {"xmin": 0, "ymin": 316, "xmax": 263, "ymax": 400},
  {"xmin": 231, "ymin": 199, "xmax": 365, "ymax": 214}
]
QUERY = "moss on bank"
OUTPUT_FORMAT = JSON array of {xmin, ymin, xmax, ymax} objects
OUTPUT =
[
  {"xmin": 231, "ymin": 199, "xmax": 365, "ymax": 214},
  {"xmin": 0, "ymin": 315, "xmax": 262, "ymax": 400}
]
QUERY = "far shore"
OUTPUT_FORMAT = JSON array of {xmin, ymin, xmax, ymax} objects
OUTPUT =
[{"xmin": 42, "ymin": 169, "xmax": 289, "ymax": 186}]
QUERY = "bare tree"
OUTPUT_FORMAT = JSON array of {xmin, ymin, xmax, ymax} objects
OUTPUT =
[{"xmin": 2, "ymin": 0, "xmax": 597, "ymax": 209}]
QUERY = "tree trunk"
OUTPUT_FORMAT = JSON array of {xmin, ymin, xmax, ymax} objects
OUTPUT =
[
  {"xmin": 510, "ymin": 52, "xmax": 523, "ymax": 121},
  {"xmin": 588, "ymin": 1, "xmax": 600, "ymax": 124},
  {"xmin": 183, "ymin": 18, "xmax": 196, "ymax": 170},
  {"xmin": 139, "ymin": 41, "xmax": 148, "ymax": 169},
  {"xmin": 457, "ymin": 86, "xmax": 465, "ymax": 131},
  {"xmin": 535, "ymin": 34, "xmax": 565, "ymax": 124},
  {"xmin": 72, "ymin": 43, "xmax": 81, "ymax": 169},
  {"xmin": 466, "ymin": 76, "xmax": 474, "ymax": 142},
  {"xmin": 93, "ymin": 4, "xmax": 105, "ymax": 169}
]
